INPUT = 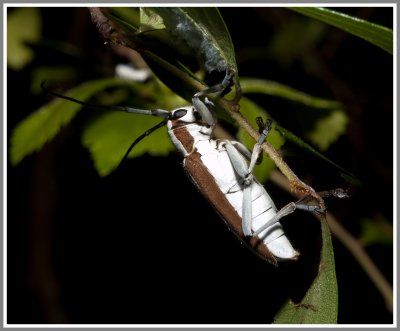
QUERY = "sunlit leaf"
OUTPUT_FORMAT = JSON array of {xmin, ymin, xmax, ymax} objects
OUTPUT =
[
  {"xmin": 80, "ymin": 77, "xmax": 186, "ymax": 177},
  {"xmin": 10, "ymin": 78, "xmax": 128, "ymax": 165},
  {"xmin": 274, "ymin": 216, "xmax": 338, "ymax": 324},
  {"xmin": 306, "ymin": 109, "xmax": 348, "ymax": 151},
  {"xmin": 7, "ymin": 7, "xmax": 41, "ymax": 70},
  {"xmin": 289, "ymin": 7, "xmax": 393, "ymax": 54},
  {"xmin": 82, "ymin": 111, "xmax": 174, "ymax": 177}
]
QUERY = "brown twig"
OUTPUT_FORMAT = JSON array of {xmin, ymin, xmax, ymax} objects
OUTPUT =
[{"xmin": 219, "ymin": 98, "xmax": 325, "ymax": 208}]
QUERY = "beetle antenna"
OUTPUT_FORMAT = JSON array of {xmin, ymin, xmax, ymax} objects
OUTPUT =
[
  {"xmin": 40, "ymin": 81, "xmax": 170, "ymax": 118},
  {"xmin": 118, "ymin": 119, "xmax": 168, "ymax": 168}
]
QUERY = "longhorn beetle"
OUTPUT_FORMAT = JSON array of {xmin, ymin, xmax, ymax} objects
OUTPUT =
[{"xmin": 42, "ymin": 68, "xmax": 347, "ymax": 265}]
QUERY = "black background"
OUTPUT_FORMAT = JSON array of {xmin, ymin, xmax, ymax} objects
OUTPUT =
[{"xmin": 7, "ymin": 7, "xmax": 393, "ymax": 324}]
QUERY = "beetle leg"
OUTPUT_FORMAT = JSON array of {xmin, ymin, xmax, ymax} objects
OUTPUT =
[
  {"xmin": 253, "ymin": 201, "xmax": 298, "ymax": 238},
  {"xmin": 253, "ymin": 187, "xmax": 349, "ymax": 238},
  {"xmin": 224, "ymin": 142, "xmax": 254, "ymax": 236},
  {"xmin": 192, "ymin": 68, "xmax": 235, "ymax": 127},
  {"xmin": 247, "ymin": 118, "xmax": 272, "ymax": 174},
  {"xmin": 224, "ymin": 119, "xmax": 273, "ymax": 236},
  {"xmin": 242, "ymin": 185, "xmax": 253, "ymax": 236},
  {"xmin": 230, "ymin": 141, "xmax": 252, "ymax": 162}
]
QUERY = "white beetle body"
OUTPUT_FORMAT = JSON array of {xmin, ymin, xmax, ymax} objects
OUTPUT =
[
  {"xmin": 167, "ymin": 107, "xmax": 298, "ymax": 264},
  {"xmin": 43, "ymin": 69, "xmax": 345, "ymax": 265}
]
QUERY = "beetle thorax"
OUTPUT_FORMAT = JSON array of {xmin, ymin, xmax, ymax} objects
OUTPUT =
[{"xmin": 167, "ymin": 107, "xmax": 214, "ymax": 156}]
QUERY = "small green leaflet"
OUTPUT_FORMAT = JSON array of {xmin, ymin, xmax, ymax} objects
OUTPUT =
[{"xmin": 306, "ymin": 109, "xmax": 348, "ymax": 151}]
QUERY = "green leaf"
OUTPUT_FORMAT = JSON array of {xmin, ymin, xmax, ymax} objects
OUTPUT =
[
  {"xmin": 306, "ymin": 109, "xmax": 348, "ymax": 151},
  {"xmin": 30, "ymin": 66, "xmax": 79, "ymax": 94},
  {"xmin": 7, "ymin": 7, "xmax": 41, "ymax": 70},
  {"xmin": 289, "ymin": 7, "xmax": 393, "ymax": 54},
  {"xmin": 148, "ymin": 7, "xmax": 237, "ymax": 74},
  {"xmin": 274, "ymin": 216, "xmax": 338, "ymax": 324},
  {"xmin": 80, "ymin": 77, "xmax": 186, "ymax": 177},
  {"xmin": 238, "ymin": 98, "xmax": 285, "ymax": 183},
  {"xmin": 268, "ymin": 17, "xmax": 327, "ymax": 66},
  {"xmin": 240, "ymin": 78, "xmax": 342, "ymax": 109},
  {"xmin": 81, "ymin": 112, "xmax": 174, "ymax": 177},
  {"xmin": 10, "ymin": 78, "xmax": 127, "ymax": 165}
]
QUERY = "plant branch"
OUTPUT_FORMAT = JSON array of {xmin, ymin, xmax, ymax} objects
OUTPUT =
[{"xmin": 218, "ymin": 98, "xmax": 325, "ymax": 207}]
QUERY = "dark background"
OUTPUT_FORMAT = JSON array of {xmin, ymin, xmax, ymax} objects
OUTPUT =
[{"xmin": 7, "ymin": 7, "xmax": 393, "ymax": 324}]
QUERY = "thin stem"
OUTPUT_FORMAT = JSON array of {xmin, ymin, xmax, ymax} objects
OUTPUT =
[{"xmin": 219, "ymin": 98, "xmax": 325, "ymax": 207}]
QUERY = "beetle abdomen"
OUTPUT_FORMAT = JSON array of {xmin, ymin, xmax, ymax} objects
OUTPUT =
[{"xmin": 184, "ymin": 151, "xmax": 278, "ymax": 264}]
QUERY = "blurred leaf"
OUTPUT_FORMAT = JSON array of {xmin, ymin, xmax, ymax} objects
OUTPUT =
[
  {"xmin": 360, "ymin": 217, "xmax": 393, "ymax": 246},
  {"xmin": 238, "ymin": 98, "xmax": 285, "ymax": 183},
  {"xmin": 289, "ymin": 7, "xmax": 393, "ymax": 54},
  {"xmin": 306, "ymin": 109, "xmax": 348, "ymax": 151},
  {"xmin": 241, "ymin": 78, "xmax": 342, "ymax": 109},
  {"xmin": 268, "ymin": 18, "xmax": 326, "ymax": 66},
  {"xmin": 31, "ymin": 66, "xmax": 79, "ymax": 94},
  {"xmin": 82, "ymin": 112, "xmax": 174, "ymax": 176},
  {"xmin": 7, "ymin": 7, "xmax": 41, "ymax": 70},
  {"xmin": 274, "ymin": 216, "xmax": 338, "ymax": 324},
  {"xmin": 10, "ymin": 78, "xmax": 127, "ymax": 165},
  {"xmin": 108, "ymin": 7, "xmax": 140, "ymax": 31}
]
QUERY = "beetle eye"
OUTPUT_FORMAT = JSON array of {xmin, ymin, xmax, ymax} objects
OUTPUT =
[{"xmin": 173, "ymin": 109, "xmax": 187, "ymax": 119}]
